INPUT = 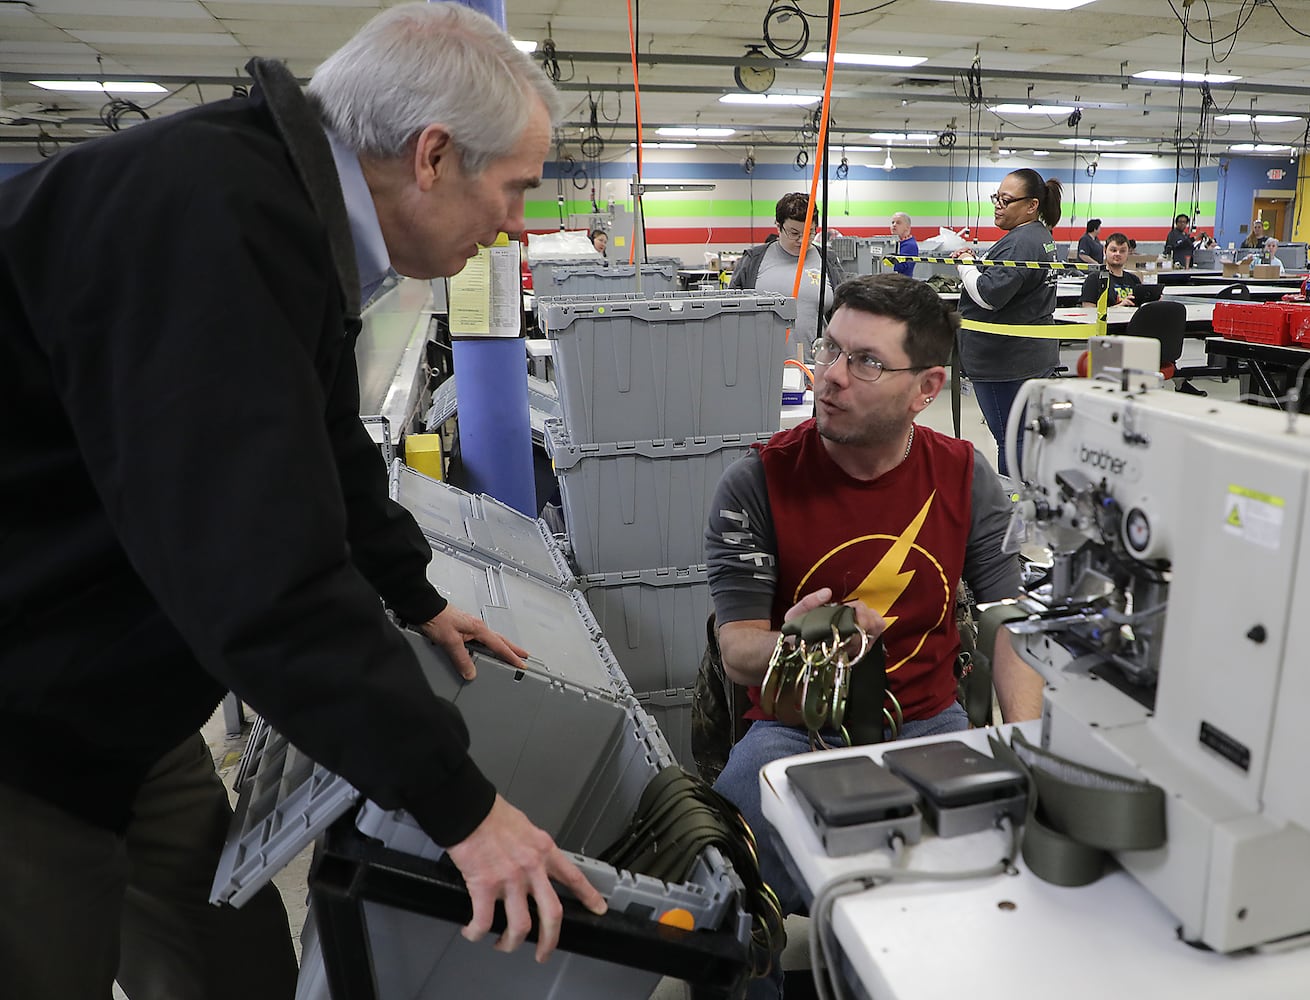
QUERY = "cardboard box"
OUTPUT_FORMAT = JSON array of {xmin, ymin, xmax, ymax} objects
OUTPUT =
[
  {"xmin": 1127, "ymin": 254, "xmax": 1158, "ymax": 269},
  {"xmin": 1252, "ymin": 263, "xmax": 1282, "ymax": 280},
  {"xmin": 1222, "ymin": 260, "xmax": 1249, "ymax": 278}
]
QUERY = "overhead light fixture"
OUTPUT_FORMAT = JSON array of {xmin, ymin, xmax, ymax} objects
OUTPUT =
[
  {"xmin": 1059, "ymin": 137, "xmax": 1127, "ymax": 146},
  {"xmin": 1099, "ymin": 152, "xmax": 1155, "ymax": 159},
  {"xmin": 1216, "ymin": 113, "xmax": 1300, "ymax": 124},
  {"xmin": 801, "ymin": 52, "xmax": 927, "ymax": 68},
  {"xmin": 932, "ymin": 0, "xmax": 1095, "ymax": 7},
  {"xmin": 834, "ymin": 146, "xmax": 882, "ymax": 152},
  {"xmin": 989, "ymin": 104, "xmax": 1077, "ymax": 115},
  {"xmin": 1229, "ymin": 143, "xmax": 1293, "ymax": 152},
  {"xmin": 656, "ymin": 127, "xmax": 736, "ymax": 137},
  {"xmin": 1029, "ymin": 150, "xmax": 1051, "ymax": 156},
  {"xmin": 881, "ymin": 149, "xmax": 895, "ymax": 172},
  {"xmin": 31, "ymin": 80, "xmax": 167, "ymax": 94},
  {"xmin": 512, "ymin": 39, "xmax": 537, "ymax": 53},
  {"xmin": 1132, "ymin": 70, "xmax": 1240, "ymax": 83},
  {"xmin": 631, "ymin": 142, "xmax": 697, "ymax": 149},
  {"xmin": 720, "ymin": 93, "xmax": 821, "ymax": 106},
  {"xmin": 869, "ymin": 131, "xmax": 937, "ymax": 141}
]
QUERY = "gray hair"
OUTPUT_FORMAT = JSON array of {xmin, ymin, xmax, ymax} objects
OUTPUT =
[
  {"xmin": 892, "ymin": 211, "xmax": 912, "ymax": 225},
  {"xmin": 1265, "ymin": 237, "xmax": 1280, "ymax": 250},
  {"xmin": 307, "ymin": 2, "xmax": 560, "ymax": 174}
]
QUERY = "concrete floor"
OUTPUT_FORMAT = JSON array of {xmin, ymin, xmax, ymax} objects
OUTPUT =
[{"xmin": 114, "ymin": 352, "xmax": 1244, "ymax": 999}]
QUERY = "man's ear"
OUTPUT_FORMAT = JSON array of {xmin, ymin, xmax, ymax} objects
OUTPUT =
[
  {"xmin": 413, "ymin": 123, "xmax": 456, "ymax": 192},
  {"xmin": 914, "ymin": 367, "xmax": 948, "ymax": 411}
]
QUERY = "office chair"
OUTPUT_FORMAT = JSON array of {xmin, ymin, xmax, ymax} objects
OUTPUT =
[
  {"xmin": 1215, "ymin": 283, "xmax": 1252, "ymax": 299},
  {"xmin": 1124, "ymin": 299, "xmax": 1206, "ymax": 394}
]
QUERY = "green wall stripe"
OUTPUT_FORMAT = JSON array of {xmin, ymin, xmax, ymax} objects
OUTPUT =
[{"xmin": 526, "ymin": 198, "xmax": 1216, "ymax": 220}]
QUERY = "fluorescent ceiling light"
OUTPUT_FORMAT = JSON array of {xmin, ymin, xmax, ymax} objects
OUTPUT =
[
  {"xmin": 1059, "ymin": 137, "xmax": 1127, "ymax": 146},
  {"xmin": 512, "ymin": 39, "xmax": 537, "ymax": 53},
  {"xmin": 835, "ymin": 146, "xmax": 883, "ymax": 152},
  {"xmin": 720, "ymin": 93, "xmax": 821, "ymax": 106},
  {"xmin": 1133, "ymin": 70, "xmax": 1240, "ymax": 83},
  {"xmin": 1100, "ymin": 152, "xmax": 1155, "ymax": 159},
  {"xmin": 1229, "ymin": 143, "xmax": 1293, "ymax": 152},
  {"xmin": 1029, "ymin": 150, "xmax": 1051, "ymax": 156},
  {"xmin": 989, "ymin": 103, "xmax": 1076, "ymax": 115},
  {"xmin": 933, "ymin": 0, "xmax": 1095, "ymax": 7},
  {"xmin": 656, "ymin": 127, "xmax": 735, "ymax": 137},
  {"xmin": 869, "ymin": 131, "xmax": 937, "ymax": 141},
  {"xmin": 31, "ymin": 80, "xmax": 167, "ymax": 93},
  {"xmin": 1216, "ymin": 113, "xmax": 1300, "ymax": 124},
  {"xmin": 801, "ymin": 51, "xmax": 927, "ymax": 68},
  {"xmin": 631, "ymin": 142, "xmax": 697, "ymax": 149}
]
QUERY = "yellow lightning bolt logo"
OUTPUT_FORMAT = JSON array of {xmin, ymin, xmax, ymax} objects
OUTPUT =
[{"xmin": 843, "ymin": 493, "xmax": 935, "ymax": 628}]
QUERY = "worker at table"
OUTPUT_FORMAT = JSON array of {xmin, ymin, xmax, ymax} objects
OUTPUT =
[{"xmin": 1080, "ymin": 232, "xmax": 1140, "ymax": 307}]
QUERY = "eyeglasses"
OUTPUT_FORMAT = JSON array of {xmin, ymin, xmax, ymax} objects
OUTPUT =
[
  {"xmin": 989, "ymin": 192, "xmax": 1034, "ymax": 208},
  {"xmin": 812, "ymin": 338, "xmax": 935, "ymax": 382},
  {"xmin": 779, "ymin": 224, "xmax": 807, "ymax": 241}
]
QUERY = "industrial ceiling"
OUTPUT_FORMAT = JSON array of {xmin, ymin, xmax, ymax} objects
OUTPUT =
[{"xmin": 1, "ymin": 0, "xmax": 1307, "ymax": 161}]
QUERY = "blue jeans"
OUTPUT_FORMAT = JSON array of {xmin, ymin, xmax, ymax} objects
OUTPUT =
[
  {"xmin": 713, "ymin": 704, "xmax": 969, "ymax": 999},
  {"xmin": 971, "ymin": 372, "xmax": 1055, "ymax": 478}
]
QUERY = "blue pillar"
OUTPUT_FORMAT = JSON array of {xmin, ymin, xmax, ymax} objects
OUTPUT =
[{"xmin": 438, "ymin": 0, "xmax": 535, "ymax": 515}]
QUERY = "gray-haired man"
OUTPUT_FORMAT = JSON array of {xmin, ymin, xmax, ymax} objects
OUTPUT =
[{"xmin": 0, "ymin": 6, "xmax": 604, "ymax": 998}]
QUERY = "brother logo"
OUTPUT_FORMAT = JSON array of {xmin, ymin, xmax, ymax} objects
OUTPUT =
[{"xmin": 1078, "ymin": 443, "xmax": 1137, "ymax": 478}]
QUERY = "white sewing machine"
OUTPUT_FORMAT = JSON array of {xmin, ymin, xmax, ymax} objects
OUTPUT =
[{"xmin": 1006, "ymin": 371, "xmax": 1310, "ymax": 953}]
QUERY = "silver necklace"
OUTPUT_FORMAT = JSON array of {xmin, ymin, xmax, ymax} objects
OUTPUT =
[{"xmin": 904, "ymin": 423, "xmax": 915, "ymax": 460}]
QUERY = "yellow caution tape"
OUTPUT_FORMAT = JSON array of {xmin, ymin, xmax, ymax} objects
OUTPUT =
[
  {"xmin": 885, "ymin": 255, "xmax": 1104, "ymax": 272},
  {"xmin": 958, "ymin": 269, "xmax": 1110, "ymax": 340},
  {"xmin": 960, "ymin": 318, "xmax": 1104, "ymax": 340}
]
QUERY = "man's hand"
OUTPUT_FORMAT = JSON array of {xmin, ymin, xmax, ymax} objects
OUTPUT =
[
  {"xmin": 420, "ymin": 605, "xmax": 529, "ymax": 681},
  {"xmin": 446, "ymin": 795, "xmax": 608, "ymax": 963},
  {"xmin": 784, "ymin": 587, "xmax": 888, "ymax": 646},
  {"xmin": 950, "ymin": 248, "xmax": 975, "ymax": 260}
]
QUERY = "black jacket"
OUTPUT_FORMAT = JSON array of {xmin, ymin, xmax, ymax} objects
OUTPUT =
[{"xmin": 0, "ymin": 60, "xmax": 496, "ymax": 845}]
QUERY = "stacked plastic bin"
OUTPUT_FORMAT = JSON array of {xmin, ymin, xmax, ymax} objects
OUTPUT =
[
  {"xmin": 538, "ymin": 291, "xmax": 795, "ymax": 767},
  {"xmin": 531, "ymin": 256, "xmax": 682, "ymax": 297},
  {"xmin": 211, "ymin": 466, "xmax": 750, "ymax": 999}
]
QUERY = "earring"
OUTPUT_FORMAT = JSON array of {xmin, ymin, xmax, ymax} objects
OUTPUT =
[{"xmin": 924, "ymin": 396, "xmax": 934, "ymax": 403}]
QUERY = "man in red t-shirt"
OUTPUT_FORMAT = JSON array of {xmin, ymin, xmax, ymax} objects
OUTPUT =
[{"xmin": 704, "ymin": 273, "xmax": 1043, "ymax": 999}]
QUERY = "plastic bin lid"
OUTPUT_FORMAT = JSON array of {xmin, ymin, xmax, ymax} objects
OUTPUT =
[
  {"xmin": 423, "ymin": 544, "xmax": 629, "ymax": 697},
  {"xmin": 546, "ymin": 260, "xmax": 678, "ymax": 283},
  {"xmin": 391, "ymin": 463, "xmax": 571, "ymax": 586},
  {"xmin": 581, "ymin": 564, "xmax": 711, "ymax": 588},
  {"xmin": 543, "ymin": 418, "xmax": 774, "ymax": 470},
  {"xmin": 540, "ymin": 291, "xmax": 795, "ymax": 333},
  {"xmin": 210, "ymin": 721, "xmax": 361, "ymax": 907},
  {"xmin": 423, "ymin": 374, "xmax": 561, "ymax": 438}
]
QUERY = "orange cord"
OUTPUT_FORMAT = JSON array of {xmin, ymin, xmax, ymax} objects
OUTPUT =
[
  {"xmin": 626, "ymin": 0, "xmax": 644, "ymax": 265},
  {"xmin": 787, "ymin": 0, "xmax": 842, "ymax": 340},
  {"xmin": 784, "ymin": 358, "xmax": 815, "ymax": 387}
]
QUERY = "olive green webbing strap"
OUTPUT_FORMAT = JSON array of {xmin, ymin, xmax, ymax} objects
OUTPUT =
[
  {"xmin": 845, "ymin": 640, "xmax": 887, "ymax": 747},
  {"xmin": 951, "ymin": 340, "xmax": 962, "ymax": 439},
  {"xmin": 780, "ymin": 602, "xmax": 852, "ymax": 643},
  {"xmin": 988, "ymin": 728, "xmax": 1166, "ymax": 887},
  {"xmin": 781, "ymin": 605, "xmax": 887, "ymax": 746}
]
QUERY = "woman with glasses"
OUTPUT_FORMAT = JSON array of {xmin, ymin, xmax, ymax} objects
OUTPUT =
[
  {"xmin": 954, "ymin": 168, "xmax": 1064, "ymax": 476},
  {"xmin": 730, "ymin": 192, "xmax": 847, "ymax": 348}
]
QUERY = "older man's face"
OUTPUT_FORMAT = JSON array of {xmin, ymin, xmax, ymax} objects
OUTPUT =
[{"xmin": 384, "ymin": 94, "xmax": 552, "ymax": 279}]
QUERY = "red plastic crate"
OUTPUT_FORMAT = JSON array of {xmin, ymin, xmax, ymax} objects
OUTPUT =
[
  {"xmin": 1291, "ymin": 305, "xmax": 1310, "ymax": 346},
  {"xmin": 1212, "ymin": 301, "xmax": 1296, "ymax": 346}
]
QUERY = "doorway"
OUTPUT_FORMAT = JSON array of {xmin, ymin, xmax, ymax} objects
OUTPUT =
[{"xmin": 1251, "ymin": 197, "xmax": 1291, "ymax": 242}]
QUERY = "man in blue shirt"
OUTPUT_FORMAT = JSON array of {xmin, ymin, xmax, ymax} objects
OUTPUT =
[{"xmin": 891, "ymin": 211, "xmax": 919, "ymax": 277}]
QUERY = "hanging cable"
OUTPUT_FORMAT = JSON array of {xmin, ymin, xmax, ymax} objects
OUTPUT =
[
  {"xmin": 625, "ymin": 0, "xmax": 647, "ymax": 263},
  {"xmin": 792, "ymin": 0, "xmax": 841, "ymax": 345},
  {"xmin": 764, "ymin": 0, "xmax": 810, "ymax": 60}
]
